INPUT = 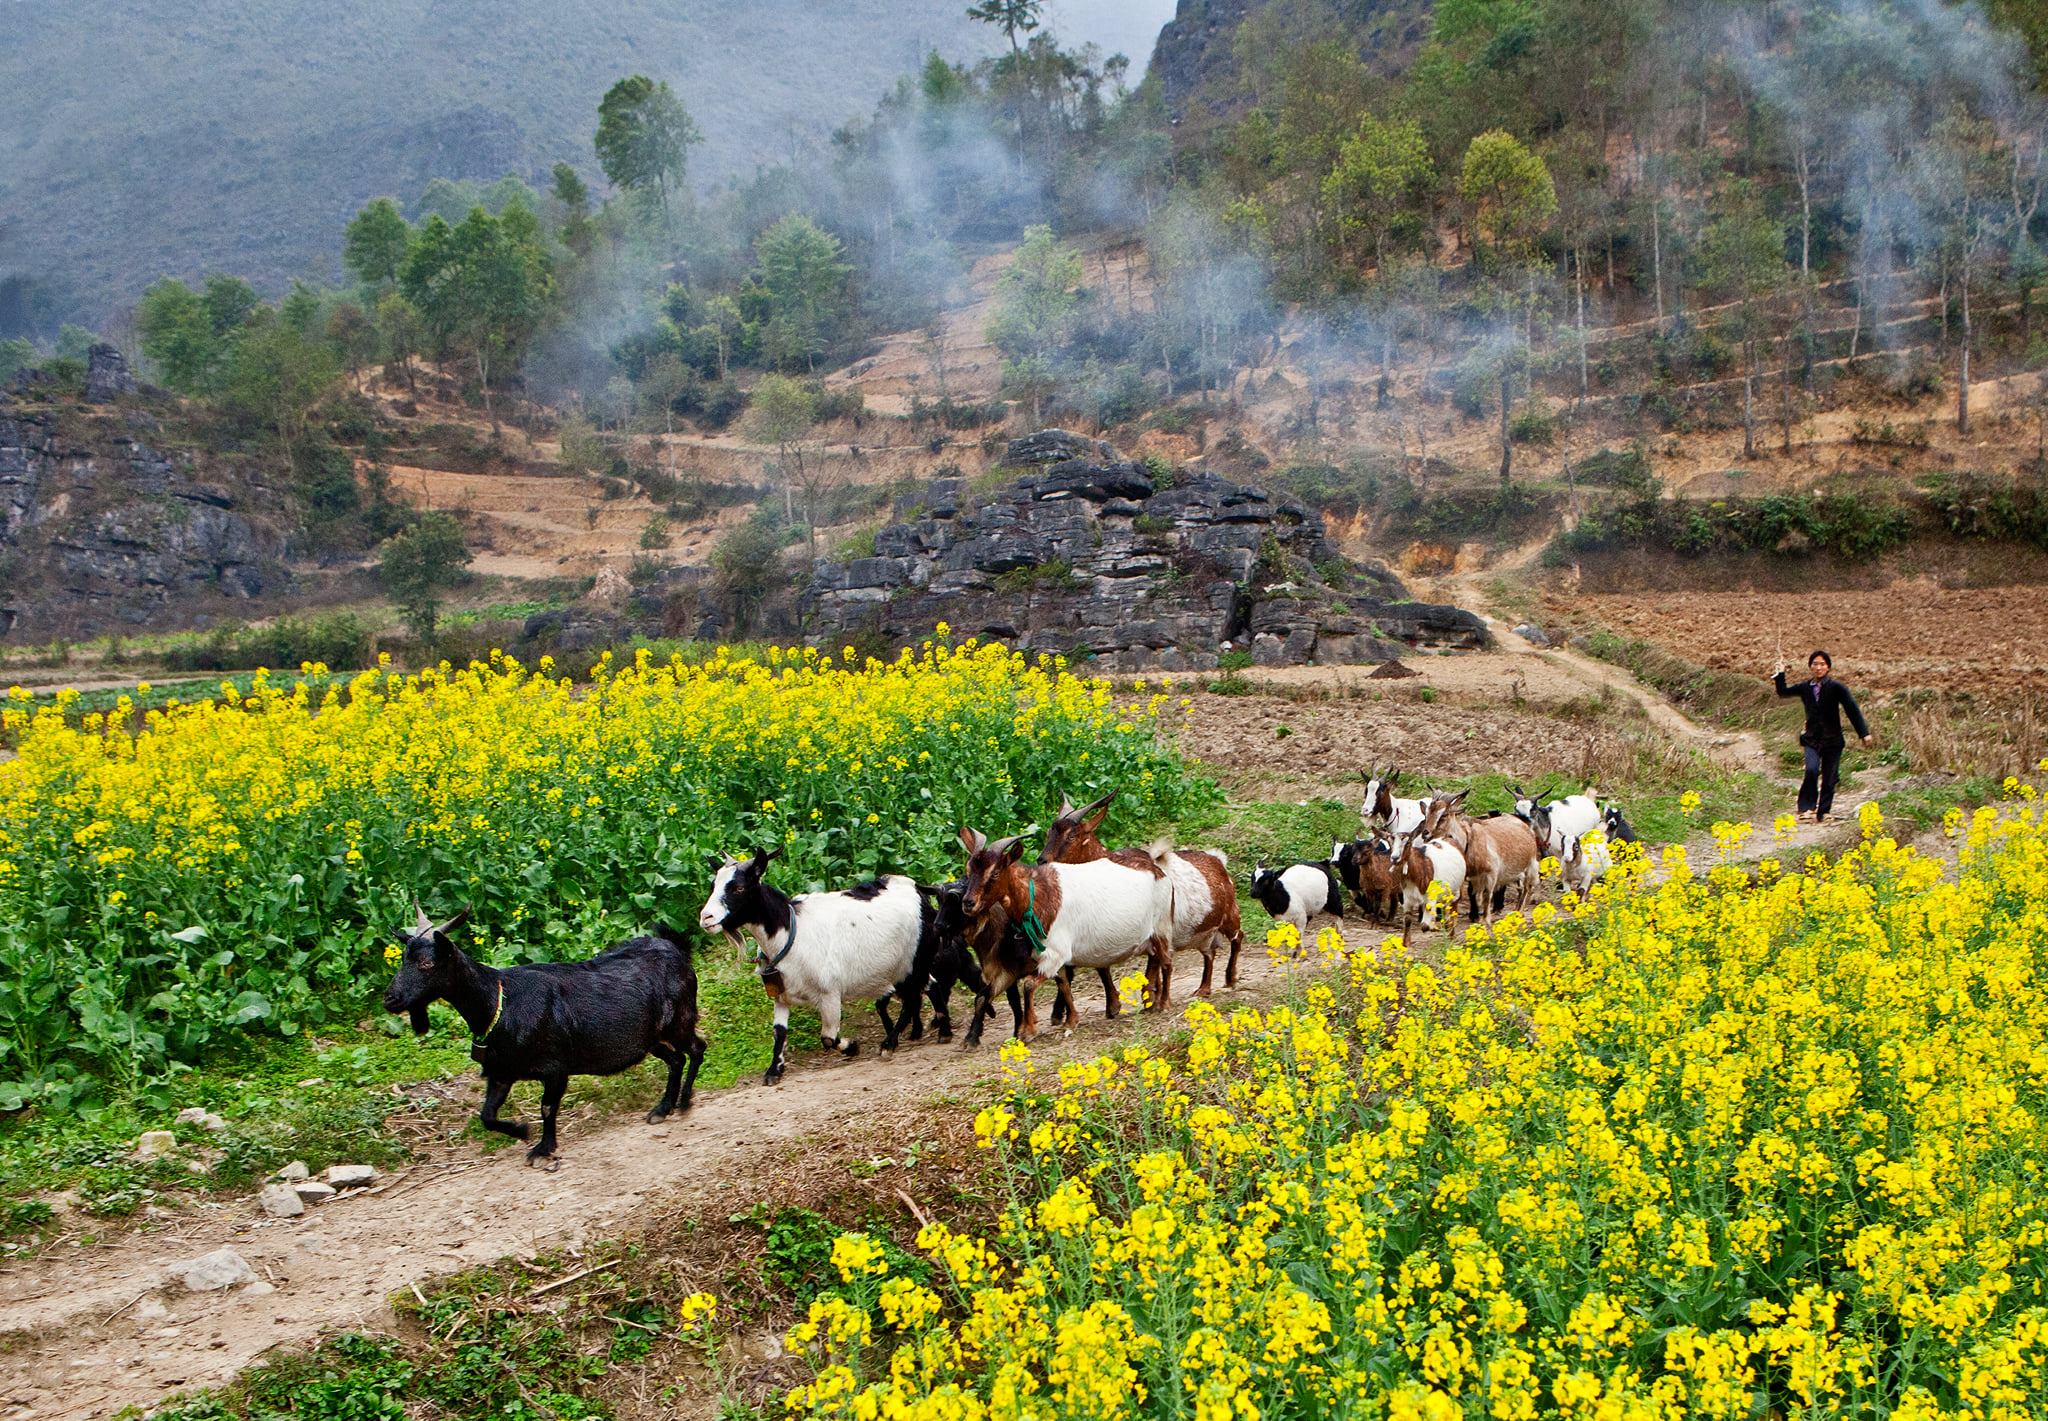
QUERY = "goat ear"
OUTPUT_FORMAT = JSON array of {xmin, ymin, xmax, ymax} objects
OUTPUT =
[
  {"xmin": 705, "ymin": 852, "xmax": 724, "ymax": 874},
  {"xmin": 959, "ymin": 826, "xmax": 987, "ymax": 855},
  {"xmin": 753, "ymin": 846, "xmax": 783, "ymax": 870}
]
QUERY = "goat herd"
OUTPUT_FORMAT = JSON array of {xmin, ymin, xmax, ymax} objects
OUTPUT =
[{"xmin": 380, "ymin": 772, "xmax": 1639, "ymax": 1161}]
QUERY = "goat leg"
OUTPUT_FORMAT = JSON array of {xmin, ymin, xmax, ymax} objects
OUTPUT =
[
  {"xmin": 962, "ymin": 990, "xmax": 993, "ymax": 1048},
  {"xmin": 527, "ymin": 1074, "xmax": 567, "ymax": 1163},
  {"xmin": 677, "ymin": 1035, "xmax": 705, "ymax": 1111},
  {"xmin": 1224, "ymin": 926, "xmax": 1244, "ymax": 988},
  {"xmin": 1146, "ymin": 936, "xmax": 1172, "ymax": 1012},
  {"xmin": 478, "ymin": 1076, "xmax": 528, "ymax": 1142},
  {"xmin": 647, "ymin": 1044, "xmax": 685, "ymax": 1122},
  {"xmin": 1097, "ymin": 967, "xmax": 1118, "ymax": 1018},
  {"xmin": 875, "ymin": 996, "xmax": 901, "ymax": 1053},
  {"xmin": 928, "ymin": 976, "xmax": 954, "ymax": 1042},
  {"xmin": 765, "ymin": 1005, "xmax": 791, "ymax": 1085},
  {"xmin": 1196, "ymin": 939, "xmax": 1215, "ymax": 997}
]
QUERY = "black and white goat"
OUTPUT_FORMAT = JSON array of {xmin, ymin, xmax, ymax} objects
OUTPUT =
[
  {"xmin": 1250, "ymin": 860, "xmax": 1345, "ymax": 941},
  {"xmin": 1601, "ymin": 802, "xmax": 1639, "ymax": 844},
  {"xmin": 381, "ymin": 906, "xmax": 705, "ymax": 1163},
  {"xmin": 1512, "ymin": 784, "xmax": 1601, "ymax": 857},
  {"xmin": 1361, "ymin": 767, "xmax": 1430, "ymax": 837},
  {"xmin": 698, "ymin": 848, "xmax": 934, "ymax": 1084}
]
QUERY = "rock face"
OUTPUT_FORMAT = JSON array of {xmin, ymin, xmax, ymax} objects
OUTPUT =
[
  {"xmin": 0, "ymin": 392, "xmax": 288, "ymax": 639},
  {"xmin": 84, "ymin": 344, "xmax": 136, "ymax": 403},
  {"xmin": 806, "ymin": 431, "xmax": 1486, "ymax": 671}
]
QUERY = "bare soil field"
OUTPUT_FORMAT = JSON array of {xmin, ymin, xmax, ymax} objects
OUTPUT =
[{"xmin": 1573, "ymin": 581, "xmax": 2048, "ymax": 707}]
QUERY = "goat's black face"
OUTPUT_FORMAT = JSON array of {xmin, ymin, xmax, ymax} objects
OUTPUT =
[
  {"xmin": 1249, "ymin": 867, "xmax": 1288, "ymax": 916},
  {"xmin": 382, "ymin": 908, "xmax": 467, "ymax": 1035}
]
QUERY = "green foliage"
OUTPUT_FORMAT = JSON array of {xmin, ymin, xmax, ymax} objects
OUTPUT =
[
  {"xmin": 378, "ymin": 511, "xmax": 473, "ymax": 637},
  {"xmin": 709, "ymin": 512, "xmax": 790, "ymax": 634},
  {"xmin": 750, "ymin": 216, "xmax": 853, "ymax": 372},
  {"xmin": 342, "ymin": 198, "xmax": 411, "ymax": 289},
  {"xmin": 1919, "ymin": 473, "xmax": 2048, "ymax": 551},
  {"xmin": 1572, "ymin": 446, "xmax": 1657, "ymax": 495},
  {"xmin": 0, "ymin": 337, "xmax": 34, "ymax": 383},
  {"xmin": 594, "ymin": 75, "xmax": 701, "ymax": 202},
  {"xmin": 987, "ymin": 225, "xmax": 1083, "ymax": 368},
  {"xmin": 1459, "ymin": 129, "xmax": 1556, "ymax": 260},
  {"xmin": 1551, "ymin": 492, "xmax": 1914, "ymax": 563},
  {"xmin": 1321, "ymin": 111, "xmax": 1435, "ymax": 266},
  {"xmin": 160, "ymin": 614, "xmax": 374, "ymax": 673},
  {"xmin": 639, "ymin": 513, "xmax": 672, "ymax": 550}
]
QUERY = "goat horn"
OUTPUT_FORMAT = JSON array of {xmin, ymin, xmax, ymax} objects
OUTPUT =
[
  {"xmin": 1059, "ymin": 793, "xmax": 1076, "ymax": 817},
  {"xmin": 1081, "ymin": 790, "xmax": 1115, "ymax": 818},
  {"xmin": 412, "ymin": 899, "xmax": 433, "ymax": 935},
  {"xmin": 987, "ymin": 834, "xmax": 1025, "ymax": 860}
]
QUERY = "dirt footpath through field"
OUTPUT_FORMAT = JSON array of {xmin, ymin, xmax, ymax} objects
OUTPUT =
[{"xmin": 0, "ymin": 944, "xmax": 1338, "ymax": 1421}]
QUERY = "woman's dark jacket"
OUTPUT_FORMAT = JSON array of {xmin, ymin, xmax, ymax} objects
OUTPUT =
[{"xmin": 1774, "ymin": 671, "xmax": 1870, "ymax": 749}]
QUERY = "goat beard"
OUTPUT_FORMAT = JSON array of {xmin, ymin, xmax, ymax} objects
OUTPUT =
[{"xmin": 408, "ymin": 1004, "xmax": 431, "ymax": 1037}]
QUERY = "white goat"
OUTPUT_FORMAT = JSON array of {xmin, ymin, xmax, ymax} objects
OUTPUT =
[
  {"xmin": 1387, "ymin": 829, "xmax": 1469, "ymax": 943},
  {"xmin": 1558, "ymin": 831, "xmax": 1614, "ymax": 894},
  {"xmin": 1362, "ymin": 766, "xmax": 1431, "ymax": 837},
  {"xmin": 699, "ymin": 848, "xmax": 933, "ymax": 1084},
  {"xmin": 1512, "ymin": 784, "xmax": 1602, "ymax": 856}
]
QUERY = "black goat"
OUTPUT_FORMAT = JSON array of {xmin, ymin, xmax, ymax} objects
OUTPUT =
[
  {"xmin": 923, "ymin": 881, "xmax": 1032, "ymax": 1047},
  {"xmin": 1602, "ymin": 802, "xmax": 1640, "ymax": 844},
  {"xmin": 382, "ymin": 906, "xmax": 706, "ymax": 1163}
]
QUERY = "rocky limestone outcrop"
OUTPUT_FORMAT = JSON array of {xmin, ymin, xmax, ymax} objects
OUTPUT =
[
  {"xmin": 84, "ymin": 344, "xmax": 136, "ymax": 403},
  {"xmin": 805, "ymin": 430, "xmax": 1485, "ymax": 671},
  {"xmin": 0, "ymin": 392, "xmax": 289, "ymax": 638}
]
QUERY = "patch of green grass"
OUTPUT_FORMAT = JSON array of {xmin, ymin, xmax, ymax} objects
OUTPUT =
[{"xmin": 1878, "ymin": 776, "xmax": 2001, "ymax": 832}]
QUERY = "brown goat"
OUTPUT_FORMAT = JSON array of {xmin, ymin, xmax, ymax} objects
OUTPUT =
[
  {"xmin": 1426, "ymin": 792, "xmax": 1540, "ymax": 927},
  {"xmin": 960, "ymin": 826, "xmax": 1171, "ymax": 1041},
  {"xmin": 1041, "ymin": 791, "xmax": 1246, "ymax": 1002}
]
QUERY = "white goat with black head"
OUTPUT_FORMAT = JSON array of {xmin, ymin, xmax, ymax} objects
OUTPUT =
[
  {"xmin": 698, "ymin": 848, "xmax": 934, "ymax": 1085},
  {"xmin": 1512, "ymin": 783, "xmax": 1601, "ymax": 857},
  {"xmin": 1361, "ymin": 766, "xmax": 1430, "ymax": 837}
]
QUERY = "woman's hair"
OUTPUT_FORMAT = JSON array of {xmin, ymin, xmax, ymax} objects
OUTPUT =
[{"xmin": 1808, "ymin": 649, "xmax": 1832, "ymax": 669}]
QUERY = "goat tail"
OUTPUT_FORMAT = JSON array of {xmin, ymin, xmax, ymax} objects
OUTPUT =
[{"xmin": 653, "ymin": 922, "xmax": 697, "ymax": 959}]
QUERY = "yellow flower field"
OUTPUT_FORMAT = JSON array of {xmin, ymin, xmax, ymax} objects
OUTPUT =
[
  {"xmin": 783, "ymin": 794, "xmax": 2048, "ymax": 1420},
  {"xmin": 0, "ymin": 638, "xmax": 1210, "ymax": 1107}
]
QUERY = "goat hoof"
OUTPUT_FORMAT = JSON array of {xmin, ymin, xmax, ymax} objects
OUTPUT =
[
  {"xmin": 645, "ymin": 1107, "xmax": 670, "ymax": 1124},
  {"xmin": 840, "ymin": 1041, "xmax": 861, "ymax": 1058},
  {"xmin": 525, "ymin": 1147, "xmax": 557, "ymax": 1167},
  {"xmin": 762, "ymin": 1069, "xmax": 784, "ymax": 1086}
]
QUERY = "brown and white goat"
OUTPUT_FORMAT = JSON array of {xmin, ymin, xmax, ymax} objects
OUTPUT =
[
  {"xmin": 1425, "ymin": 792, "xmax": 1540, "ymax": 927},
  {"xmin": 1385, "ymin": 829, "xmax": 1469, "ymax": 945},
  {"xmin": 958, "ymin": 826, "xmax": 1172, "ymax": 1041},
  {"xmin": 1041, "ymin": 791, "xmax": 1245, "ymax": 1001}
]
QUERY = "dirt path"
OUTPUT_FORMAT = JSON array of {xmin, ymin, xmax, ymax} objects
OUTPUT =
[{"xmin": 0, "ymin": 948, "xmax": 1319, "ymax": 1421}]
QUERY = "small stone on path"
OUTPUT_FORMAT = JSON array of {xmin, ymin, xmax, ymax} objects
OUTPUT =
[
  {"xmin": 292, "ymin": 1181, "xmax": 337, "ymax": 1205},
  {"xmin": 134, "ymin": 1130, "xmax": 177, "ymax": 1160},
  {"xmin": 274, "ymin": 1161, "xmax": 309, "ymax": 1181},
  {"xmin": 257, "ymin": 1184, "xmax": 305, "ymax": 1218},
  {"xmin": 165, "ymin": 1248, "xmax": 256, "ymax": 1292},
  {"xmin": 324, "ymin": 1164, "xmax": 377, "ymax": 1189}
]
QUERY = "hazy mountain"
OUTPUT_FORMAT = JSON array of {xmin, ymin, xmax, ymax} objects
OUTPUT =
[{"xmin": 0, "ymin": 0, "xmax": 1169, "ymax": 329}]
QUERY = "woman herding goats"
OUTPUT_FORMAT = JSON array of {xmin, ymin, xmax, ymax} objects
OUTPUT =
[{"xmin": 1772, "ymin": 648, "xmax": 1873, "ymax": 825}]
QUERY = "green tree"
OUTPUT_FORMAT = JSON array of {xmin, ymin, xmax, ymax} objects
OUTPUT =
[
  {"xmin": 1697, "ymin": 181, "xmax": 1789, "ymax": 459},
  {"xmin": 594, "ymin": 75, "xmax": 701, "ymax": 206},
  {"xmin": 987, "ymin": 224, "xmax": 1083, "ymax": 419},
  {"xmin": 709, "ymin": 513, "xmax": 787, "ymax": 636},
  {"xmin": 378, "ymin": 511, "xmax": 472, "ymax": 640},
  {"xmin": 1459, "ymin": 129, "xmax": 1557, "ymax": 266},
  {"xmin": 326, "ymin": 301, "xmax": 378, "ymax": 382},
  {"xmin": 219, "ymin": 312, "xmax": 343, "ymax": 471},
  {"xmin": 200, "ymin": 275, "xmax": 261, "ymax": 337},
  {"xmin": 135, "ymin": 278, "xmax": 221, "ymax": 394},
  {"xmin": 966, "ymin": 0, "xmax": 1042, "ymax": 58},
  {"xmin": 374, "ymin": 290, "xmax": 422, "ymax": 391},
  {"xmin": 343, "ymin": 198, "xmax": 412, "ymax": 289},
  {"xmin": 0, "ymin": 337, "xmax": 32, "ymax": 384},
  {"xmin": 745, "ymin": 372, "xmax": 821, "ymax": 545},
  {"xmin": 1321, "ymin": 112, "xmax": 1436, "ymax": 272},
  {"xmin": 550, "ymin": 162, "xmax": 593, "ymax": 256},
  {"xmin": 753, "ymin": 214, "xmax": 852, "ymax": 372},
  {"xmin": 399, "ymin": 207, "xmax": 551, "ymax": 428}
]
